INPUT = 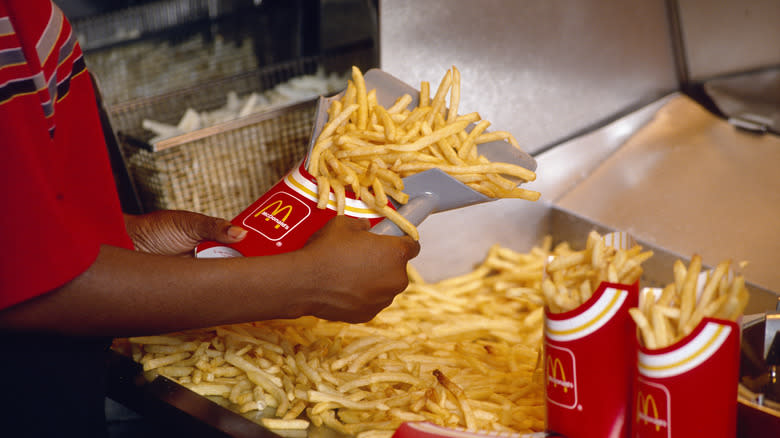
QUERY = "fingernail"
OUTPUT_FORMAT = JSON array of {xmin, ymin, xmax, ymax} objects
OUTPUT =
[{"xmin": 228, "ymin": 226, "xmax": 248, "ymax": 240}]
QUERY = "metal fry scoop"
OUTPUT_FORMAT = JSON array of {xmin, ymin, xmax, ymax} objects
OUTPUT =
[{"xmin": 306, "ymin": 68, "xmax": 537, "ymax": 236}]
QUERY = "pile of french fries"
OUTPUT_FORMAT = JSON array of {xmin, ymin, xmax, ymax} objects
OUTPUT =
[
  {"xmin": 120, "ymin": 231, "xmax": 750, "ymax": 435},
  {"xmin": 120, "ymin": 240, "xmax": 553, "ymax": 437},
  {"xmin": 629, "ymin": 254, "xmax": 749, "ymax": 349},
  {"xmin": 308, "ymin": 66, "xmax": 539, "ymax": 240},
  {"xmin": 543, "ymin": 231, "xmax": 654, "ymax": 313}
]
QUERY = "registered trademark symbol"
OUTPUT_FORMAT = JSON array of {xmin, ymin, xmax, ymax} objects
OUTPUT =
[
  {"xmin": 577, "ymin": 404, "xmax": 583, "ymax": 411},
  {"xmin": 276, "ymin": 242, "xmax": 283, "ymax": 247}
]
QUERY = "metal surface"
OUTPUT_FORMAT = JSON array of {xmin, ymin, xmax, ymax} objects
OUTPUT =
[
  {"xmin": 107, "ymin": 350, "xmax": 282, "ymax": 438},
  {"xmin": 370, "ymin": 168, "xmax": 490, "ymax": 236},
  {"xmin": 703, "ymin": 67, "xmax": 780, "ymax": 135},
  {"xmin": 74, "ymin": 0, "xmax": 327, "ymax": 107},
  {"xmin": 766, "ymin": 314, "xmax": 780, "ymax": 362},
  {"xmin": 675, "ymin": 0, "xmax": 780, "ymax": 81},
  {"xmin": 378, "ymin": 0, "xmax": 678, "ymax": 155},
  {"xmin": 738, "ymin": 315, "xmax": 780, "ymax": 437},
  {"xmin": 109, "ymin": 199, "xmax": 775, "ymax": 436},
  {"xmin": 555, "ymin": 94, "xmax": 780, "ymax": 301}
]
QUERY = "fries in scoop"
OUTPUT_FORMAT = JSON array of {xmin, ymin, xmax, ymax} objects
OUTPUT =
[{"xmin": 308, "ymin": 66, "xmax": 539, "ymax": 240}]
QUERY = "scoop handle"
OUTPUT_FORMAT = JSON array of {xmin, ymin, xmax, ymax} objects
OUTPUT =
[{"xmin": 370, "ymin": 194, "xmax": 438, "ymax": 236}]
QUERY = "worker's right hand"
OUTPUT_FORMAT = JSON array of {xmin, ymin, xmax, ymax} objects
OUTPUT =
[{"xmin": 294, "ymin": 216, "xmax": 420, "ymax": 323}]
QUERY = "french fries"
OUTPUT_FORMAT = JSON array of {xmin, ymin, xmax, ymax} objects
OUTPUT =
[
  {"xmin": 308, "ymin": 66, "xmax": 539, "ymax": 240},
  {"xmin": 543, "ymin": 230, "xmax": 654, "ymax": 313},
  {"xmin": 121, "ymin": 231, "xmax": 750, "ymax": 435},
  {"xmin": 629, "ymin": 255, "xmax": 749, "ymax": 349},
  {"xmin": 120, "ymin": 240, "xmax": 553, "ymax": 435}
]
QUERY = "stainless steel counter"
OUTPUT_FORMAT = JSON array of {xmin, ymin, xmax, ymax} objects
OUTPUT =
[{"xmin": 555, "ymin": 94, "xmax": 780, "ymax": 299}]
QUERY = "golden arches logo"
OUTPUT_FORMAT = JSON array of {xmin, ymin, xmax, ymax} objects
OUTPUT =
[
  {"xmin": 255, "ymin": 200, "xmax": 293, "ymax": 230},
  {"xmin": 546, "ymin": 356, "xmax": 571, "ymax": 393},
  {"xmin": 636, "ymin": 391, "xmax": 666, "ymax": 431}
]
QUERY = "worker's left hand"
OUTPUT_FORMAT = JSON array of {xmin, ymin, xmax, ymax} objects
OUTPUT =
[{"xmin": 123, "ymin": 210, "xmax": 247, "ymax": 256}]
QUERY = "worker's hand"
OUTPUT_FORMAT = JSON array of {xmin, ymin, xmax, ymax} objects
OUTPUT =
[
  {"xmin": 124, "ymin": 210, "xmax": 247, "ymax": 256},
  {"xmin": 294, "ymin": 216, "xmax": 420, "ymax": 323}
]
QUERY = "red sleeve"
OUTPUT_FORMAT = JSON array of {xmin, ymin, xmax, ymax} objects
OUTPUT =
[{"xmin": 0, "ymin": 0, "xmax": 133, "ymax": 310}]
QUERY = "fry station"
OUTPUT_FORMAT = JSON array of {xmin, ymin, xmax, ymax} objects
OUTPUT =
[{"xmin": 6, "ymin": 0, "xmax": 778, "ymax": 437}]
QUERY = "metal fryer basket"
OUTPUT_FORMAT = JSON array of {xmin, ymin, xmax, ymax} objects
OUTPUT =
[
  {"xmin": 117, "ymin": 101, "xmax": 315, "ymax": 219},
  {"xmin": 107, "ymin": 53, "xmax": 373, "ymax": 219}
]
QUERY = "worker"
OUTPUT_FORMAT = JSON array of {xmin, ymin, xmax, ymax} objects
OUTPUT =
[{"xmin": 0, "ymin": 0, "xmax": 420, "ymax": 436}]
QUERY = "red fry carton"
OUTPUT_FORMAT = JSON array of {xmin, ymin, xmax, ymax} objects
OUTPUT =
[
  {"xmin": 631, "ymin": 317, "xmax": 740, "ymax": 438},
  {"xmin": 195, "ymin": 159, "xmax": 386, "ymax": 258},
  {"xmin": 544, "ymin": 281, "xmax": 639, "ymax": 438},
  {"xmin": 544, "ymin": 231, "xmax": 640, "ymax": 438},
  {"xmin": 390, "ymin": 421, "xmax": 562, "ymax": 438}
]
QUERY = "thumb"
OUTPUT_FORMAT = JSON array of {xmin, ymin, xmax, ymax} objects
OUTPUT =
[
  {"xmin": 216, "ymin": 222, "xmax": 248, "ymax": 244},
  {"xmin": 195, "ymin": 216, "xmax": 247, "ymax": 244}
]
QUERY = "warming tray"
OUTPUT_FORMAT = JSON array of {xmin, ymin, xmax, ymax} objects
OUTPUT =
[
  {"xmin": 551, "ymin": 94, "xmax": 780, "ymax": 308},
  {"xmin": 413, "ymin": 93, "xmax": 779, "ymax": 313},
  {"xmin": 107, "ymin": 93, "xmax": 780, "ymax": 437}
]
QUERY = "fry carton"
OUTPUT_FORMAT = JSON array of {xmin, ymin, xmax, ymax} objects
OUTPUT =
[
  {"xmin": 630, "ymin": 266, "xmax": 743, "ymax": 438},
  {"xmin": 391, "ymin": 421, "xmax": 563, "ymax": 438},
  {"xmin": 631, "ymin": 317, "xmax": 739, "ymax": 437},
  {"xmin": 195, "ymin": 158, "xmax": 385, "ymax": 257},
  {"xmin": 543, "ymin": 231, "xmax": 642, "ymax": 438}
]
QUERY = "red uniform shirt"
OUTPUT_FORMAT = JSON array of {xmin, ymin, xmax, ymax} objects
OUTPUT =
[{"xmin": 0, "ymin": 0, "xmax": 133, "ymax": 310}]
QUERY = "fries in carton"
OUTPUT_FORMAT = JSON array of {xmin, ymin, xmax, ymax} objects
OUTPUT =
[
  {"xmin": 391, "ymin": 421, "xmax": 560, "ymax": 438},
  {"xmin": 543, "ymin": 231, "xmax": 643, "ymax": 438},
  {"xmin": 632, "ymin": 317, "xmax": 739, "ymax": 437},
  {"xmin": 630, "ymin": 259, "xmax": 745, "ymax": 437}
]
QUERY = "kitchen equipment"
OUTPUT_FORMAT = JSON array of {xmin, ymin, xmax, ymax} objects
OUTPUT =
[
  {"xmin": 738, "ymin": 300, "xmax": 780, "ymax": 436},
  {"xmin": 703, "ymin": 67, "xmax": 780, "ymax": 135},
  {"xmin": 108, "ymin": 52, "xmax": 371, "ymax": 219}
]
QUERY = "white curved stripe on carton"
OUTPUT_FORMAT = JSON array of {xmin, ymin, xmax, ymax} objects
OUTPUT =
[
  {"xmin": 196, "ymin": 246, "xmax": 243, "ymax": 258},
  {"xmin": 604, "ymin": 231, "xmax": 633, "ymax": 251},
  {"xmin": 285, "ymin": 167, "xmax": 382, "ymax": 218},
  {"xmin": 545, "ymin": 287, "xmax": 627, "ymax": 342},
  {"xmin": 638, "ymin": 322, "xmax": 731, "ymax": 379}
]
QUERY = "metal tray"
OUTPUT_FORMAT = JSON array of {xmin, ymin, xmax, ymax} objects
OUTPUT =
[{"xmin": 107, "ymin": 93, "xmax": 780, "ymax": 436}]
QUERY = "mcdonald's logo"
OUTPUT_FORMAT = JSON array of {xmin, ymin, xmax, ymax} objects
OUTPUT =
[
  {"xmin": 546, "ymin": 357, "xmax": 572, "ymax": 393},
  {"xmin": 636, "ymin": 392, "xmax": 666, "ymax": 431},
  {"xmin": 544, "ymin": 344, "xmax": 577, "ymax": 409},
  {"xmin": 243, "ymin": 191, "xmax": 311, "ymax": 241},
  {"xmin": 255, "ymin": 199, "xmax": 293, "ymax": 230},
  {"xmin": 633, "ymin": 379, "xmax": 670, "ymax": 437}
]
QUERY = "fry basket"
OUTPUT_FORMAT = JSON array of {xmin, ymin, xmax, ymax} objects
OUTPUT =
[{"xmin": 107, "ymin": 54, "xmax": 371, "ymax": 219}]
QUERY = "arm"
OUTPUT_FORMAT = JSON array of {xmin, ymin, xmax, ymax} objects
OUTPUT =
[{"xmin": 0, "ymin": 213, "xmax": 419, "ymax": 337}]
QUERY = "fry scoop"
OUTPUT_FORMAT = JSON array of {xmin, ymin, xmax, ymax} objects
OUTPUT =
[{"xmin": 305, "ymin": 68, "xmax": 537, "ymax": 236}]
